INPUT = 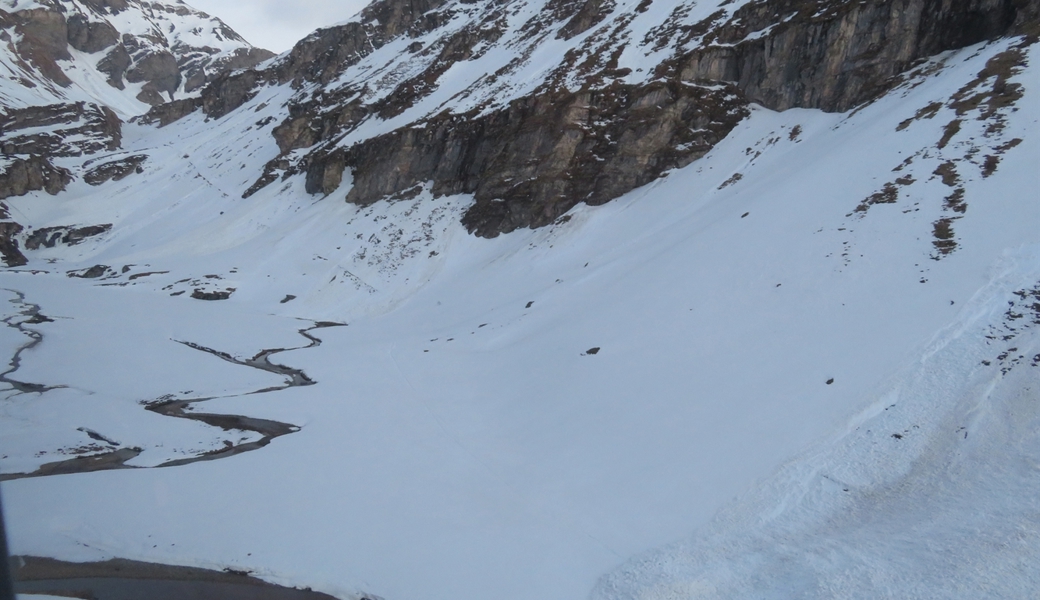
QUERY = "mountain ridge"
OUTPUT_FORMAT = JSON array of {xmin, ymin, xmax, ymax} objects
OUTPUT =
[{"xmin": 140, "ymin": 0, "xmax": 1040, "ymax": 236}]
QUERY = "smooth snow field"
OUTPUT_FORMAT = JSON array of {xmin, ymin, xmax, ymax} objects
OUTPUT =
[{"xmin": 1, "ymin": 38, "xmax": 1038, "ymax": 600}]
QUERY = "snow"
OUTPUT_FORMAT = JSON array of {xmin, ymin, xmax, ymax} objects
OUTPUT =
[
  {"xmin": 593, "ymin": 246, "xmax": 1040, "ymax": 599},
  {"xmin": 0, "ymin": 4, "xmax": 1037, "ymax": 600},
  {"xmin": 310, "ymin": 0, "xmax": 757, "ymax": 140},
  {"xmin": 1, "ymin": 1, "xmax": 47, "ymax": 11},
  {"xmin": 61, "ymin": 48, "xmax": 153, "ymax": 118}
]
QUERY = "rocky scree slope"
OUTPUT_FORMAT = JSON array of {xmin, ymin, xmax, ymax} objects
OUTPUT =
[{"xmin": 142, "ymin": 0, "xmax": 1039, "ymax": 236}]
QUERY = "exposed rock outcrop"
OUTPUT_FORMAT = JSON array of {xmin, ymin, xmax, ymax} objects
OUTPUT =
[
  {"xmin": 83, "ymin": 155, "xmax": 146, "ymax": 186},
  {"xmin": 96, "ymin": 43, "xmax": 133, "ymax": 89},
  {"xmin": 66, "ymin": 14, "xmax": 118, "ymax": 54},
  {"xmin": 0, "ymin": 156, "xmax": 72, "ymax": 200},
  {"xmin": 201, "ymin": 70, "xmax": 261, "ymax": 120},
  {"xmin": 555, "ymin": 0, "xmax": 616, "ymax": 40},
  {"xmin": 125, "ymin": 48, "xmax": 181, "ymax": 105},
  {"xmin": 0, "ymin": 221, "xmax": 28, "ymax": 267},
  {"xmin": 5, "ymin": 6, "xmax": 73, "ymax": 86},
  {"xmin": 675, "ymin": 0, "xmax": 1037, "ymax": 111},
  {"xmin": 272, "ymin": 0, "xmax": 453, "ymax": 87},
  {"xmin": 191, "ymin": 289, "xmax": 234, "ymax": 301},
  {"xmin": 309, "ymin": 80, "xmax": 748, "ymax": 236},
  {"xmin": 0, "ymin": 102, "xmax": 121, "ymax": 200},
  {"xmin": 182, "ymin": 47, "xmax": 276, "ymax": 94},
  {"xmin": 136, "ymin": 98, "xmax": 202, "ymax": 128},
  {"xmin": 0, "ymin": 102, "xmax": 122, "ymax": 157},
  {"xmin": 24, "ymin": 224, "xmax": 113, "ymax": 250},
  {"xmin": 193, "ymin": 0, "xmax": 457, "ymax": 125},
  {"xmin": 67, "ymin": 264, "xmax": 112, "ymax": 278},
  {"xmin": 7, "ymin": 0, "xmax": 1035, "ymax": 242}
]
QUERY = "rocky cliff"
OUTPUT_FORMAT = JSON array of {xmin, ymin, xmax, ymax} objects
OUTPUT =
[
  {"xmin": 4, "ymin": 0, "xmax": 1039, "ymax": 243},
  {"xmin": 209, "ymin": 0, "xmax": 1035, "ymax": 237},
  {"xmin": 675, "ymin": 0, "xmax": 1038, "ymax": 111},
  {"xmin": 0, "ymin": 101, "xmax": 120, "ymax": 200},
  {"xmin": 309, "ymin": 80, "xmax": 748, "ymax": 236}
]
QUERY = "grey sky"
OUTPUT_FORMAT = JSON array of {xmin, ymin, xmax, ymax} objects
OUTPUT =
[{"xmin": 188, "ymin": 0, "xmax": 372, "ymax": 53}]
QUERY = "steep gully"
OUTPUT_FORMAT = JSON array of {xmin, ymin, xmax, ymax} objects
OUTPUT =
[{"xmin": 0, "ymin": 288, "xmax": 346, "ymax": 481}]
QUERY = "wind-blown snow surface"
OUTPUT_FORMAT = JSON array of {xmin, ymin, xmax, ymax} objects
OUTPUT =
[
  {"xmin": 1, "ymin": 38, "xmax": 1038, "ymax": 600},
  {"xmin": 594, "ymin": 247, "xmax": 1040, "ymax": 599}
]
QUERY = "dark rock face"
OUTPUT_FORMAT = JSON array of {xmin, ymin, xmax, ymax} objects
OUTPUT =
[
  {"xmin": 0, "ymin": 156, "xmax": 73, "ymax": 200},
  {"xmin": 6, "ymin": 7, "xmax": 73, "ymax": 86},
  {"xmin": 125, "ymin": 49, "xmax": 182, "ymax": 105},
  {"xmin": 83, "ymin": 155, "xmax": 147, "ymax": 186},
  {"xmin": 66, "ymin": 14, "xmax": 118, "ymax": 54},
  {"xmin": 24, "ymin": 224, "xmax": 113, "ymax": 250},
  {"xmin": 136, "ymin": 98, "xmax": 202, "ymax": 128},
  {"xmin": 272, "ymin": 0, "xmax": 452, "ymax": 87},
  {"xmin": 305, "ymin": 150, "xmax": 348, "ymax": 197},
  {"xmin": 0, "ymin": 102, "xmax": 123, "ymax": 157},
  {"xmin": 227, "ymin": 0, "xmax": 1035, "ymax": 238},
  {"xmin": 272, "ymin": 23, "xmax": 381, "ymax": 88},
  {"xmin": 67, "ymin": 264, "xmax": 112, "ymax": 278},
  {"xmin": 556, "ymin": 0, "xmax": 616, "ymax": 40},
  {"xmin": 0, "ymin": 221, "xmax": 28, "ymax": 267},
  {"xmin": 191, "ymin": 289, "xmax": 234, "ymax": 301},
  {"xmin": 199, "ymin": 0, "xmax": 458, "ymax": 124},
  {"xmin": 676, "ymin": 0, "xmax": 1035, "ymax": 112},
  {"xmin": 201, "ymin": 70, "xmax": 260, "ymax": 119},
  {"xmin": 96, "ymin": 43, "xmax": 133, "ymax": 89},
  {"xmin": 0, "ymin": 102, "xmax": 121, "ymax": 200},
  {"xmin": 317, "ymin": 80, "xmax": 748, "ymax": 236},
  {"xmin": 273, "ymin": 114, "xmax": 326, "ymax": 155},
  {"xmin": 80, "ymin": 0, "xmax": 130, "ymax": 13},
  {"xmin": 181, "ymin": 47, "xmax": 276, "ymax": 94},
  {"xmin": 8, "ymin": 0, "xmax": 1025, "ymax": 242},
  {"xmin": 375, "ymin": 25, "xmax": 505, "ymax": 120},
  {"xmin": 195, "ymin": 0, "xmax": 457, "ymax": 127}
]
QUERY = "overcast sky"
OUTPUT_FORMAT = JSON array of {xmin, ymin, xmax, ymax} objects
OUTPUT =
[{"xmin": 188, "ymin": 0, "xmax": 372, "ymax": 53}]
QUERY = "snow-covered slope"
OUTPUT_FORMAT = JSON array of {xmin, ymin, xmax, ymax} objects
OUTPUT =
[{"xmin": 0, "ymin": 1, "xmax": 1038, "ymax": 599}]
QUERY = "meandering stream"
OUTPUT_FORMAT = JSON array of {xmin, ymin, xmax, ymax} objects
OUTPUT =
[
  {"xmin": 0, "ymin": 288, "xmax": 345, "ymax": 481},
  {"xmin": 0, "ymin": 289, "xmax": 63, "ymax": 394}
]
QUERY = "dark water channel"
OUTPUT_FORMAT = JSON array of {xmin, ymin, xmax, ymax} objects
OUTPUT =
[
  {"xmin": 13, "ymin": 557, "xmax": 342, "ymax": 600},
  {"xmin": 16, "ymin": 577, "xmax": 340, "ymax": 600}
]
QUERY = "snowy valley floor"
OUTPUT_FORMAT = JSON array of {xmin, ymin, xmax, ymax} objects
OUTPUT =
[{"xmin": 1, "ymin": 39, "xmax": 1038, "ymax": 600}]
